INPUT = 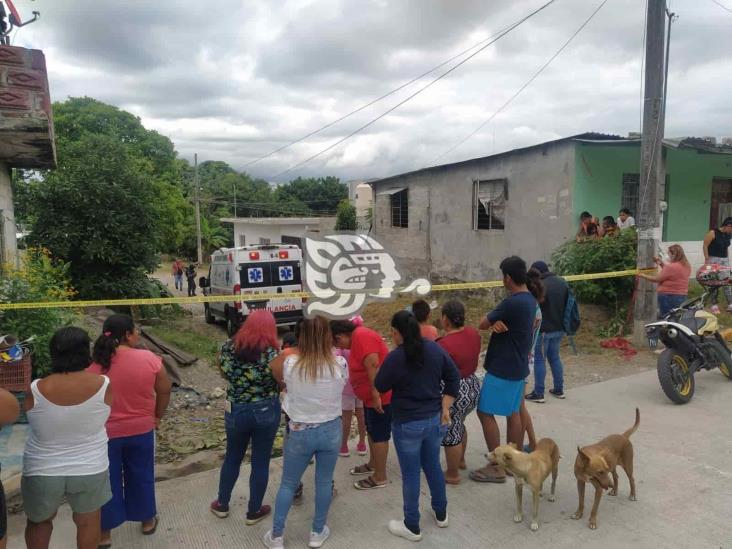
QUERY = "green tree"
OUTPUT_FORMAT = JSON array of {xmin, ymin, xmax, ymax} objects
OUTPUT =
[
  {"xmin": 27, "ymin": 134, "xmax": 160, "ymax": 298},
  {"xmin": 274, "ymin": 176, "xmax": 347, "ymax": 214},
  {"xmin": 335, "ymin": 199, "xmax": 357, "ymax": 230}
]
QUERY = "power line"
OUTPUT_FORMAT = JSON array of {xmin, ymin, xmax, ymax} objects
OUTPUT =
[
  {"xmin": 710, "ymin": 0, "xmax": 732, "ymax": 14},
  {"xmin": 270, "ymin": 0, "xmax": 560, "ymax": 180},
  {"xmin": 433, "ymin": 0, "xmax": 609, "ymax": 164},
  {"xmin": 242, "ymin": 21, "xmax": 520, "ymax": 169}
]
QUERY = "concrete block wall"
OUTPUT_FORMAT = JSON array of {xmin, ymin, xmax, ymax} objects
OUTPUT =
[
  {"xmin": 371, "ymin": 141, "xmax": 576, "ymax": 282},
  {"xmin": 0, "ymin": 161, "xmax": 15, "ymax": 265}
]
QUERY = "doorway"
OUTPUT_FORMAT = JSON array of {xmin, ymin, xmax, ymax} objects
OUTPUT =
[{"xmin": 709, "ymin": 178, "xmax": 732, "ymax": 229}]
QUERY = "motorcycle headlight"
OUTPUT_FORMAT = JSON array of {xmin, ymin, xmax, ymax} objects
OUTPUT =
[{"xmin": 667, "ymin": 328, "xmax": 678, "ymax": 339}]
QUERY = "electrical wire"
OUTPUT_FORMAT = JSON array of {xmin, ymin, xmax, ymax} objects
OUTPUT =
[
  {"xmin": 270, "ymin": 0, "xmax": 560, "ymax": 180},
  {"xmin": 241, "ymin": 20, "xmax": 521, "ymax": 169},
  {"xmin": 433, "ymin": 0, "xmax": 609, "ymax": 164},
  {"xmin": 710, "ymin": 0, "xmax": 732, "ymax": 14}
]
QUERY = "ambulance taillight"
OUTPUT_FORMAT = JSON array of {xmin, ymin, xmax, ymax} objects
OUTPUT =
[
  {"xmin": 249, "ymin": 251, "xmax": 260, "ymax": 260},
  {"xmin": 233, "ymin": 284, "xmax": 242, "ymax": 310},
  {"xmin": 279, "ymin": 250, "xmax": 289, "ymax": 259}
]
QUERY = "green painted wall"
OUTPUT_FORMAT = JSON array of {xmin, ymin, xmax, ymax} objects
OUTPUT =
[{"xmin": 573, "ymin": 143, "xmax": 732, "ymax": 241}]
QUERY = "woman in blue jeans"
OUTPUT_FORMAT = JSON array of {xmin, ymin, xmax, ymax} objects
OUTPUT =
[
  {"xmin": 210, "ymin": 310, "xmax": 282, "ymax": 525},
  {"xmin": 264, "ymin": 316, "xmax": 348, "ymax": 549},
  {"xmin": 375, "ymin": 311, "xmax": 460, "ymax": 542}
]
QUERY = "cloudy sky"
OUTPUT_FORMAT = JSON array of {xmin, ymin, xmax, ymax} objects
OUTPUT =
[{"xmin": 14, "ymin": 0, "xmax": 732, "ymax": 182}]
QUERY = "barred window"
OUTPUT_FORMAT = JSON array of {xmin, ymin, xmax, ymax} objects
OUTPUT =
[
  {"xmin": 473, "ymin": 179, "xmax": 507, "ymax": 230},
  {"xmin": 391, "ymin": 189, "xmax": 408, "ymax": 228}
]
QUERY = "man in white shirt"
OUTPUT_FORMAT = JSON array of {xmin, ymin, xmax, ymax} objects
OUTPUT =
[{"xmin": 617, "ymin": 208, "xmax": 636, "ymax": 229}]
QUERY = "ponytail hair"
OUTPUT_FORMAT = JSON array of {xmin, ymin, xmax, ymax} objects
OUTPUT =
[
  {"xmin": 527, "ymin": 267, "xmax": 545, "ymax": 303},
  {"xmin": 93, "ymin": 313, "xmax": 135, "ymax": 371},
  {"xmin": 391, "ymin": 310, "xmax": 424, "ymax": 368}
]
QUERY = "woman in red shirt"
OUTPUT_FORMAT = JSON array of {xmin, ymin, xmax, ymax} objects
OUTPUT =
[
  {"xmin": 89, "ymin": 314, "xmax": 172, "ymax": 548},
  {"xmin": 436, "ymin": 300, "xmax": 482, "ymax": 485},
  {"xmin": 640, "ymin": 244, "xmax": 691, "ymax": 317}
]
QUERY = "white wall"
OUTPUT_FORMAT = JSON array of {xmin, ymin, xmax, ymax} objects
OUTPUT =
[{"xmin": 232, "ymin": 219, "xmax": 336, "ymax": 248}]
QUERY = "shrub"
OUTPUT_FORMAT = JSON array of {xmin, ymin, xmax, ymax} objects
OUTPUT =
[
  {"xmin": 335, "ymin": 199, "xmax": 357, "ymax": 231},
  {"xmin": 0, "ymin": 249, "xmax": 77, "ymax": 377},
  {"xmin": 551, "ymin": 229, "xmax": 638, "ymax": 311}
]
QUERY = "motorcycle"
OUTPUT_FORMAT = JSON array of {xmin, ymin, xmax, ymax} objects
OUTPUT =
[{"xmin": 645, "ymin": 294, "xmax": 732, "ymax": 404}]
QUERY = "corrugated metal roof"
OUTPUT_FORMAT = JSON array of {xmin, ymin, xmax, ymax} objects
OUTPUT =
[{"xmin": 369, "ymin": 132, "xmax": 732, "ymax": 186}]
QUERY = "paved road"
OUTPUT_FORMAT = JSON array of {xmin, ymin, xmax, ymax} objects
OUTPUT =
[{"xmin": 7, "ymin": 369, "xmax": 731, "ymax": 548}]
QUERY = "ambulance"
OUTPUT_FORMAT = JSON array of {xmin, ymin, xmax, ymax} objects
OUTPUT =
[{"xmin": 200, "ymin": 244, "xmax": 304, "ymax": 335}]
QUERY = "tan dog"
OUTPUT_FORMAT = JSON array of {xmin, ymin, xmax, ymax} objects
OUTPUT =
[
  {"xmin": 492, "ymin": 438, "xmax": 560, "ymax": 531},
  {"xmin": 571, "ymin": 407, "xmax": 639, "ymax": 530}
]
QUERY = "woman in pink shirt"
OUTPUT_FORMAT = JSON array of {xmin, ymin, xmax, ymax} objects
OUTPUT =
[
  {"xmin": 88, "ymin": 314, "xmax": 172, "ymax": 548},
  {"xmin": 640, "ymin": 244, "xmax": 692, "ymax": 317}
]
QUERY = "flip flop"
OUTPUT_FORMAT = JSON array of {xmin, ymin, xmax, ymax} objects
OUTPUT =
[
  {"xmin": 354, "ymin": 475, "xmax": 387, "ymax": 490},
  {"xmin": 349, "ymin": 464, "xmax": 375, "ymax": 476},
  {"xmin": 445, "ymin": 477, "xmax": 462, "ymax": 486},
  {"xmin": 469, "ymin": 466, "xmax": 506, "ymax": 484},
  {"xmin": 142, "ymin": 516, "xmax": 159, "ymax": 536}
]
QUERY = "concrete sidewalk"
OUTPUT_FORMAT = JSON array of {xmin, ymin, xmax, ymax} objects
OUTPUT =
[{"xmin": 7, "ymin": 369, "xmax": 732, "ymax": 548}]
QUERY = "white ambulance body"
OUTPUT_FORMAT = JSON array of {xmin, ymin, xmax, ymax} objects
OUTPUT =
[{"xmin": 202, "ymin": 244, "xmax": 304, "ymax": 335}]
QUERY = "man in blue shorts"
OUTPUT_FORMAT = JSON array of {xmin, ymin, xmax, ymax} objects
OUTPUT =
[{"xmin": 470, "ymin": 256, "xmax": 537, "ymax": 484}]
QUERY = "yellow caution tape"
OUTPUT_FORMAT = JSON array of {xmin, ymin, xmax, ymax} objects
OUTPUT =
[{"xmin": 0, "ymin": 268, "xmax": 656, "ymax": 311}]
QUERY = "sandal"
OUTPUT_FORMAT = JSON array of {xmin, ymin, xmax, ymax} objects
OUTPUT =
[
  {"xmin": 142, "ymin": 516, "xmax": 159, "ymax": 536},
  {"xmin": 469, "ymin": 465, "xmax": 506, "ymax": 484},
  {"xmin": 349, "ymin": 463, "xmax": 375, "ymax": 476},
  {"xmin": 354, "ymin": 475, "xmax": 387, "ymax": 490}
]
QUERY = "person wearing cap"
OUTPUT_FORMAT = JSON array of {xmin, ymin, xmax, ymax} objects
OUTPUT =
[
  {"xmin": 703, "ymin": 217, "xmax": 732, "ymax": 314},
  {"xmin": 525, "ymin": 261, "xmax": 569, "ymax": 403}
]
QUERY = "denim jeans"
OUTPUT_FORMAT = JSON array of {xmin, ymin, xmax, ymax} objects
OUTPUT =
[
  {"xmin": 217, "ymin": 397, "xmax": 281, "ymax": 514},
  {"xmin": 533, "ymin": 331, "xmax": 564, "ymax": 396},
  {"xmin": 392, "ymin": 414, "xmax": 447, "ymax": 534},
  {"xmin": 174, "ymin": 273, "xmax": 183, "ymax": 291},
  {"xmin": 272, "ymin": 417, "xmax": 341, "ymax": 537},
  {"xmin": 657, "ymin": 293, "xmax": 686, "ymax": 318}
]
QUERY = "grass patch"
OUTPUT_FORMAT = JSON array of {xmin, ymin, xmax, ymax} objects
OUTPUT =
[{"xmin": 145, "ymin": 321, "xmax": 221, "ymax": 362}]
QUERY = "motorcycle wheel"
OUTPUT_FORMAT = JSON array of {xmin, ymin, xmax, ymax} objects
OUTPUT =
[
  {"xmin": 708, "ymin": 339, "xmax": 732, "ymax": 379},
  {"xmin": 657, "ymin": 349, "xmax": 695, "ymax": 404}
]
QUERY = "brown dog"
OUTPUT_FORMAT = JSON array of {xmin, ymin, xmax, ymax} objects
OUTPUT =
[
  {"xmin": 571, "ymin": 407, "xmax": 639, "ymax": 530},
  {"xmin": 492, "ymin": 438, "xmax": 560, "ymax": 531}
]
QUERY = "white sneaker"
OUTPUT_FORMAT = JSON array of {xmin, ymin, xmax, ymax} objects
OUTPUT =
[
  {"xmin": 387, "ymin": 520, "xmax": 422, "ymax": 542},
  {"xmin": 431, "ymin": 509, "xmax": 449, "ymax": 528},
  {"xmin": 263, "ymin": 530, "xmax": 284, "ymax": 549},
  {"xmin": 308, "ymin": 525, "xmax": 330, "ymax": 548}
]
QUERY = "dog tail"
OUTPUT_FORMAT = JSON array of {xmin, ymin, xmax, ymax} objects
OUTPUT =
[{"xmin": 623, "ymin": 407, "xmax": 640, "ymax": 438}]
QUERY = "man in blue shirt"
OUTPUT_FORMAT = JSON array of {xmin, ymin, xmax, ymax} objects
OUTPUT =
[{"xmin": 469, "ymin": 256, "xmax": 537, "ymax": 484}]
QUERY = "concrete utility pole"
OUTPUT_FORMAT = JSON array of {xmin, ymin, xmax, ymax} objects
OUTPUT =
[
  {"xmin": 194, "ymin": 153, "xmax": 203, "ymax": 265},
  {"xmin": 634, "ymin": 0, "xmax": 668, "ymax": 337}
]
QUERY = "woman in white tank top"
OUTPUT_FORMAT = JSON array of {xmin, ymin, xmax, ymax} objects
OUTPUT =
[
  {"xmin": 22, "ymin": 327, "xmax": 113, "ymax": 549},
  {"xmin": 264, "ymin": 316, "xmax": 347, "ymax": 549}
]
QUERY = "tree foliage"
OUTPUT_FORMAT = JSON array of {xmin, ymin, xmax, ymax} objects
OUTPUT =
[
  {"xmin": 15, "ymin": 97, "xmax": 349, "ymax": 298},
  {"xmin": 27, "ymin": 134, "xmax": 160, "ymax": 298},
  {"xmin": 335, "ymin": 200, "xmax": 357, "ymax": 231}
]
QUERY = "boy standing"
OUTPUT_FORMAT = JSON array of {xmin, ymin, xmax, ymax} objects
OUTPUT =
[{"xmin": 470, "ymin": 256, "xmax": 537, "ymax": 484}]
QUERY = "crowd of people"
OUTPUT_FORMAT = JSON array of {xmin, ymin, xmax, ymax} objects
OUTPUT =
[
  {"xmin": 575, "ymin": 208, "xmax": 635, "ymax": 241},
  {"xmin": 204, "ymin": 254, "xmax": 571, "ymax": 548},
  {"xmin": 0, "ymin": 254, "xmax": 578, "ymax": 548},
  {"xmin": 1, "ymin": 231, "xmax": 719, "ymax": 548}
]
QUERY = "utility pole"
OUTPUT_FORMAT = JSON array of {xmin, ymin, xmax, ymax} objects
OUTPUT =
[
  {"xmin": 194, "ymin": 153, "xmax": 203, "ymax": 265},
  {"xmin": 634, "ymin": 0, "xmax": 667, "ymax": 338}
]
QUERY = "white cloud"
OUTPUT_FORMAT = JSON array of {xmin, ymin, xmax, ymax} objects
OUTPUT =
[{"xmin": 9, "ymin": 0, "xmax": 732, "ymax": 181}]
